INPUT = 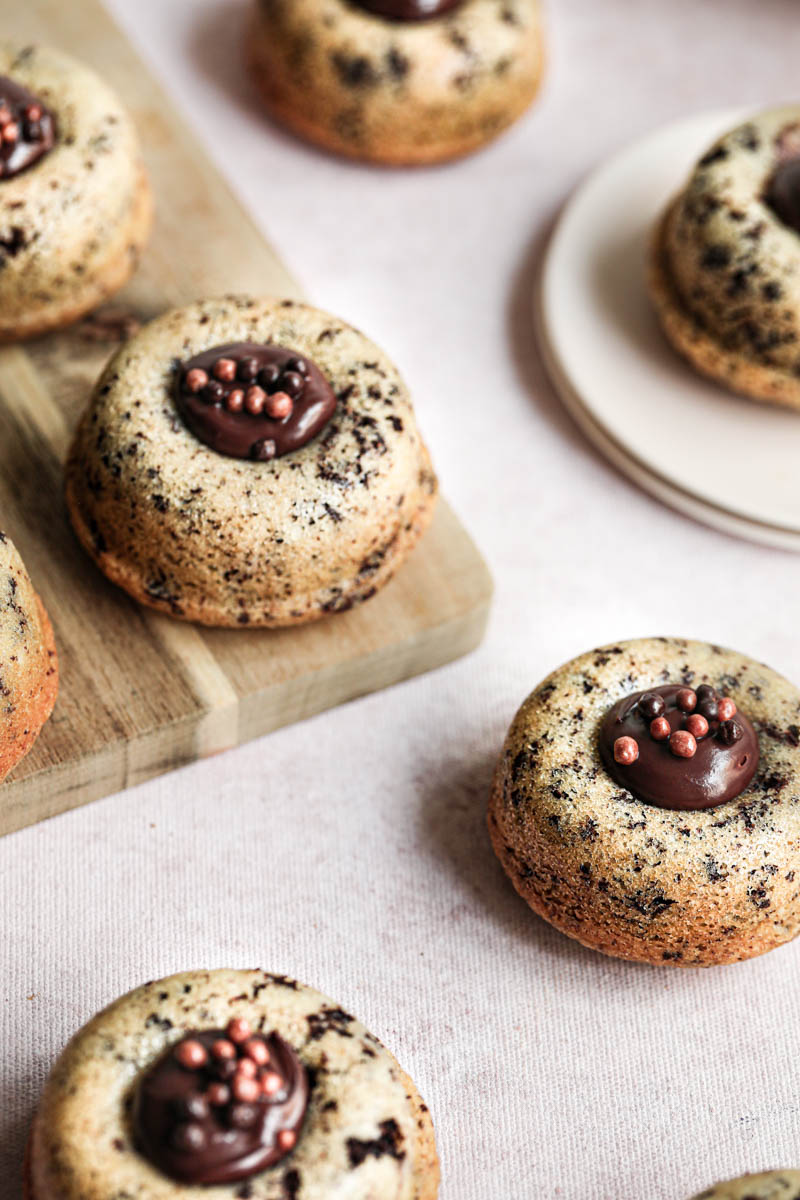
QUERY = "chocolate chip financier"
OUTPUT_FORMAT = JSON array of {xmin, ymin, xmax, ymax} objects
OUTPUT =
[
  {"xmin": 0, "ymin": 42, "xmax": 152, "ymax": 341},
  {"xmin": 489, "ymin": 637, "xmax": 800, "ymax": 967},
  {"xmin": 25, "ymin": 968, "xmax": 440, "ymax": 1200},
  {"xmin": 0, "ymin": 530, "xmax": 57, "ymax": 782},
  {"xmin": 247, "ymin": 0, "xmax": 545, "ymax": 166},
  {"xmin": 65, "ymin": 295, "xmax": 437, "ymax": 626},
  {"xmin": 650, "ymin": 106, "xmax": 800, "ymax": 408},
  {"xmin": 688, "ymin": 1173, "xmax": 800, "ymax": 1200}
]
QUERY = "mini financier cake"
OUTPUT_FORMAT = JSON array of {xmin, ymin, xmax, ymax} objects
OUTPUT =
[
  {"xmin": 65, "ymin": 295, "xmax": 437, "ymax": 626},
  {"xmin": 0, "ymin": 530, "xmax": 57, "ymax": 782},
  {"xmin": 0, "ymin": 42, "xmax": 152, "ymax": 341},
  {"xmin": 26, "ymin": 969, "xmax": 439, "ymax": 1200},
  {"xmin": 689, "ymin": 1173, "xmax": 800, "ymax": 1200},
  {"xmin": 650, "ymin": 106, "xmax": 800, "ymax": 408},
  {"xmin": 248, "ymin": 0, "xmax": 545, "ymax": 165},
  {"xmin": 489, "ymin": 637, "xmax": 800, "ymax": 967}
]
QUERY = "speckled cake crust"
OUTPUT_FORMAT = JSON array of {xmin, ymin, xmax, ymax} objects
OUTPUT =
[
  {"xmin": 65, "ymin": 295, "xmax": 438, "ymax": 627},
  {"xmin": 25, "ymin": 968, "xmax": 439, "ymax": 1200},
  {"xmin": 489, "ymin": 637, "xmax": 800, "ymax": 967},
  {"xmin": 0, "ymin": 42, "xmax": 153, "ymax": 342},
  {"xmin": 247, "ymin": 0, "xmax": 544, "ymax": 166},
  {"xmin": 649, "ymin": 107, "xmax": 800, "ymax": 408},
  {"xmin": 0, "ymin": 41, "xmax": 153, "ymax": 340},
  {"xmin": 0, "ymin": 531, "xmax": 57, "ymax": 782},
  {"xmin": 690, "ymin": 1172, "xmax": 800, "ymax": 1200}
]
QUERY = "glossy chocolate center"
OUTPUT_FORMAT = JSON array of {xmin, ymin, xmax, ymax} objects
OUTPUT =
[
  {"xmin": 134, "ymin": 1026, "xmax": 308, "ymax": 1185},
  {"xmin": 353, "ymin": 0, "xmax": 464, "ymax": 20},
  {"xmin": 766, "ymin": 157, "xmax": 800, "ymax": 235},
  {"xmin": 0, "ymin": 76, "xmax": 55, "ymax": 180},
  {"xmin": 599, "ymin": 684, "xmax": 759, "ymax": 811},
  {"xmin": 175, "ymin": 342, "xmax": 337, "ymax": 462}
]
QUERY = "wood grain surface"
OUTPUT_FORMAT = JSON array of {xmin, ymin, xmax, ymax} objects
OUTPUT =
[{"xmin": 0, "ymin": 0, "xmax": 493, "ymax": 834}]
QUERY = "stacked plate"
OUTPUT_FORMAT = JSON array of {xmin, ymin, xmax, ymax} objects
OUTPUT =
[{"xmin": 538, "ymin": 107, "xmax": 800, "ymax": 551}]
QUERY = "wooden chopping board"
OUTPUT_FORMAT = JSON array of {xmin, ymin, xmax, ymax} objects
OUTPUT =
[{"xmin": 0, "ymin": 0, "xmax": 493, "ymax": 836}]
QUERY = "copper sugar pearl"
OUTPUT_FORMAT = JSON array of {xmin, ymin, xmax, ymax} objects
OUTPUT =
[
  {"xmin": 613, "ymin": 686, "xmax": 738, "ymax": 763},
  {"xmin": 173, "ymin": 1019, "xmax": 283, "ymax": 1107},
  {"xmin": 601, "ymin": 683, "xmax": 759, "ymax": 811},
  {"xmin": 183, "ymin": 359, "xmax": 301, "ymax": 423},
  {"xmin": 613, "ymin": 735, "xmax": 639, "ymax": 765}
]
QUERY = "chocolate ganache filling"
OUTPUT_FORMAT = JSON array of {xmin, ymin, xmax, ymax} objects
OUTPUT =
[
  {"xmin": 766, "ymin": 158, "xmax": 800, "ymax": 235},
  {"xmin": 174, "ymin": 342, "xmax": 337, "ymax": 461},
  {"xmin": 0, "ymin": 76, "xmax": 55, "ymax": 180},
  {"xmin": 599, "ymin": 684, "xmax": 759, "ymax": 811},
  {"xmin": 354, "ymin": 0, "xmax": 464, "ymax": 20},
  {"xmin": 134, "ymin": 1020, "xmax": 309, "ymax": 1185}
]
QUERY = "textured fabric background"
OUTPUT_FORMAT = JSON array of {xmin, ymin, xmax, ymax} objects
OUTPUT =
[{"xmin": 3, "ymin": 2, "xmax": 800, "ymax": 1197}]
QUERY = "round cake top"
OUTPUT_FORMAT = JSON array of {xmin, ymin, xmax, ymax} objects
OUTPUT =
[
  {"xmin": 599, "ymin": 683, "xmax": 759, "ymax": 810},
  {"xmin": 0, "ymin": 75, "xmax": 54, "ymax": 179},
  {"xmin": 494, "ymin": 636, "xmax": 800, "ymax": 844},
  {"xmin": 134, "ymin": 1018, "xmax": 308, "ymax": 1185}
]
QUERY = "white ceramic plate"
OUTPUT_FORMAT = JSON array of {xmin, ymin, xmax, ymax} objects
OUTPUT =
[{"xmin": 538, "ymin": 107, "xmax": 800, "ymax": 551}]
